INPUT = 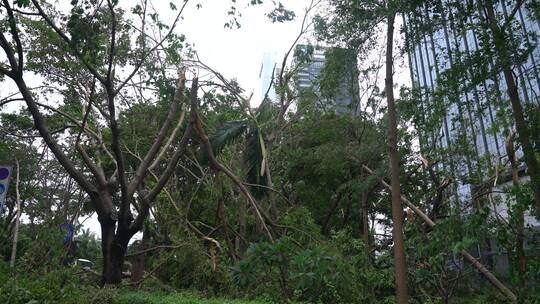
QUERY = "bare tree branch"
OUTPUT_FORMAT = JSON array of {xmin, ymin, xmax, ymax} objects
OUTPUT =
[
  {"xmin": 143, "ymin": 77, "xmax": 199, "ymax": 208},
  {"xmin": 194, "ymin": 111, "xmax": 275, "ymax": 243},
  {"xmin": 77, "ymin": 144, "xmax": 107, "ymax": 186},
  {"xmin": 127, "ymin": 72, "xmax": 186, "ymax": 197},
  {"xmin": 75, "ymin": 78, "xmax": 96, "ymax": 145},
  {"xmin": 12, "ymin": 75, "xmax": 97, "ymax": 194},
  {"xmin": 0, "ymin": 31, "xmax": 18, "ymax": 76},
  {"xmin": 113, "ymin": 0, "xmax": 190, "ymax": 95},
  {"xmin": 106, "ymin": 0, "xmax": 116, "ymax": 82},
  {"xmin": 1, "ymin": 0, "xmax": 24, "ymax": 73},
  {"xmin": 148, "ymin": 105, "xmax": 187, "ymax": 170}
]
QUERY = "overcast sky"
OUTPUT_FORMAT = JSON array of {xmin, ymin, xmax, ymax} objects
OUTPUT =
[{"xmin": 168, "ymin": 0, "xmax": 316, "ymax": 98}]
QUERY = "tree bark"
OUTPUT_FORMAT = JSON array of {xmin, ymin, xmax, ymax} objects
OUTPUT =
[
  {"xmin": 385, "ymin": 12, "xmax": 409, "ymax": 304},
  {"xmin": 131, "ymin": 224, "xmax": 150, "ymax": 284},
  {"xmin": 9, "ymin": 160, "xmax": 21, "ymax": 268},
  {"xmin": 100, "ymin": 217, "xmax": 131, "ymax": 285},
  {"xmin": 484, "ymin": 0, "xmax": 540, "ymax": 218},
  {"xmin": 506, "ymin": 132, "xmax": 526, "ymax": 281},
  {"xmin": 93, "ymin": 189, "xmax": 133, "ymax": 286}
]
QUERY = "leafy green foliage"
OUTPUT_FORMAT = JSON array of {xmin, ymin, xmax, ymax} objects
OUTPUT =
[
  {"xmin": 276, "ymin": 111, "xmax": 386, "ymax": 232},
  {"xmin": 201, "ymin": 120, "xmax": 248, "ymax": 163},
  {"xmin": 231, "ymin": 223, "xmax": 393, "ymax": 303},
  {"xmin": 111, "ymin": 291, "xmax": 271, "ymax": 304},
  {"xmin": 0, "ymin": 263, "xmax": 91, "ymax": 304},
  {"xmin": 319, "ymin": 48, "xmax": 359, "ymax": 102},
  {"xmin": 266, "ymin": 3, "xmax": 296, "ymax": 23},
  {"xmin": 3, "ymin": 0, "xmax": 540, "ymax": 302}
]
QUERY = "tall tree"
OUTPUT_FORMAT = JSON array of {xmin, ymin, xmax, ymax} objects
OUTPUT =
[
  {"xmin": 315, "ymin": 1, "xmax": 418, "ymax": 302},
  {"xmin": 384, "ymin": 10, "xmax": 408, "ymax": 304},
  {"xmin": 482, "ymin": 0, "xmax": 540, "ymax": 217},
  {"xmin": 0, "ymin": 0, "xmax": 198, "ymax": 284}
]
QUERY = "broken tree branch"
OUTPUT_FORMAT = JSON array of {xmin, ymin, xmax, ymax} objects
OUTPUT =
[
  {"xmin": 362, "ymin": 164, "xmax": 517, "ymax": 303},
  {"xmin": 194, "ymin": 113, "xmax": 275, "ymax": 243}
]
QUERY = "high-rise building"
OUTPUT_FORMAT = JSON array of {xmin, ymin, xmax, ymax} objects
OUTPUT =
[
  {"xmin": 294, "ymin": 44, "xmax": 358, "ymax": 114},
  {"xmin": 259, "ymin": 52, "xmax": 279, "ymax": 102},
  {"xmin": 259, "ymin": 45, "xmax": 358, "ymax": 113},
  {"xmin": 294, "ymin": 45, "xmax": 326, "ymax": 89},
  {"xmin": 406, "ymin": 2, "xmax": 539, "ymax": 200},
  {"xmin": 405, "ymin": 0, "xmax": 540, "ymax": 272}
]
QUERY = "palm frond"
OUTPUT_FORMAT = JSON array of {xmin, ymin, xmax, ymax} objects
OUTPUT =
[
  {"xmin": 245, "ymin": 127, "xmax": 268, "ymax": 198},
  {"xmin": 199, "ymin": 119, "xmax": 248, "ymax": 164}
]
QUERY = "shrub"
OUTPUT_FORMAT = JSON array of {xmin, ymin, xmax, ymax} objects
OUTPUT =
[
  {"xmin": 0, "ymin": 261, "xmax": 93, "ymax": 304},
  {"xmin": 231, "ymin": 228, "xmax": 392, "ymax": 303}
]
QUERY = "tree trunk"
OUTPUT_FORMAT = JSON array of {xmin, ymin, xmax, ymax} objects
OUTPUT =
[
  {"xmin": 385, "ymin": 12, "xmax": 409, "ymax": 304},
  {"xmin": 131, "ymin": 224, "xmax": 150, "ymax": 284},
  {"xmin": 506, "ymin": 132, "xmax": 526, "ymax": 282},
  {"xmin": 361, "ymin": 190, "xmax": 370, "ymax": 257},
  {"xmin": 322, "ymin": 192, "xmax": 343, "ymax": 235},
  {"xmin": 484, "ymin": 0, "xmax": 540, "ymax": 218},
  {"xmin": 98, "ymin": 193, "xmax": 133, "ymax": 286},
  {"xmin": 10, "ymin": 160, "xmax": 21, "ymax": 268},
  {"xmin": 100, "ymin": 212, "xmax": 132, "ymax": 285}
]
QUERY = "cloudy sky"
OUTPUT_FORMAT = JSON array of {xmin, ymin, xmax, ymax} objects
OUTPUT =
[{"xmin": 163, "ymin": 0, "xmax": 316, "ymax": 98}]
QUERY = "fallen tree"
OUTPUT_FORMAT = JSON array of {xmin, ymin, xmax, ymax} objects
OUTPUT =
[{"xmin": 362, "ymin": 165, "xmax": 517, "ymax": 303}]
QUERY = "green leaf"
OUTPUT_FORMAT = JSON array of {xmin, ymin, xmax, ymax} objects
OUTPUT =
[
  {"xmin": 15, "ymin": 0, "xmax": 30, "ymax": 7},
  {"xmin": 245, "ymin": 127, "xmax": 267, "ymax": 198},
  {"xmin": 199, "ymin": 119, "xmax": 248, "ymax": 163}
]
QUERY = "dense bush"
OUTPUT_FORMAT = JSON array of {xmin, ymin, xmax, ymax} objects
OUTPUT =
[
  {"xmin": 111, "ymin": 291, "xmax": 271, "ymax": 304},
  {"xmin": 229, "ymin": 208, "xmax": 393, "ymax": 303},
  {"xmin": 0, "ymin": 262, "xmax": 93, "ymax": 304},
  {"xmin": 141, "ymin": 233, "xmax": 235, "ymax": 296}
]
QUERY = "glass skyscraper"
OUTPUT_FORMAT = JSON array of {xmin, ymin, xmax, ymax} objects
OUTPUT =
[
  {"xmin": 293, "ymin": 44, "xmax": 358, "ymax": 114},
  {"xmin": 405, "ymin": 1, "xmax": 540, "ymax": 221},
  {"xmin": 259, "ymin": 52, "xmax": 279, "ymax": 102},
  {"xmin": 259, "ymin": 45, "xmax": 358, "ymax": 113}
]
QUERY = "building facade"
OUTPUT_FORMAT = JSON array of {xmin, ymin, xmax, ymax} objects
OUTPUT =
[
  {"xmin": 405, "ymin": 0, "xmax": 540, "ymax": 273},
  {"xmin": 405, "ymin": 1, "xmax": 540, "ymax": 206},
  {"xmin": 259, "ymin": 45, "xmax": 358, "ymax": 114},
  {"xmin": 294, "ymin": 45, "xmax": 358, "ymax": 114},
  {"xmin": 259, "ymin": 52, "xmax": 279, "ymax": 102}
]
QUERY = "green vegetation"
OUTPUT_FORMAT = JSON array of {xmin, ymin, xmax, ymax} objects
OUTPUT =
[
  {"xmin": 1, "ymin": 0, "xmax": 540, "ymax": 303},
  {"xmin": 112, "ymin": 292, "xmax": 271, "ymax": 304}
]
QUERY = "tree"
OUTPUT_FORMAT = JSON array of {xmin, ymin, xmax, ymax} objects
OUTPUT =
[
  {"xmin": 0, "ymin": 0, "xmax": 199, "ymax": 285},
  {"xmin": 384, "ymin": 10, "xmax": 409, "ymax": 304},
  {"xmin": 481, "ymin": 0, "xmax": 540, "ymax": 218},
  {"xmin": 315, "ymin": 1, "xmax": 424, "ymax": 302}
]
